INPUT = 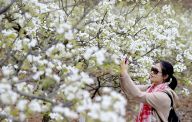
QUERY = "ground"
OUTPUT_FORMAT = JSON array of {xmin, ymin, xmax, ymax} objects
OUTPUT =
[{"xmin": 177, "ymin": 85, "xmax": 192, "ymax": 122}]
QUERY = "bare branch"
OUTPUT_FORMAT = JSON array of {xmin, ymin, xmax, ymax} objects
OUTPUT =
[
  {"xmin": 13, "ymin": 87, "xmax": 55, "ymax": 104},
  {"xmin": 0, "ymin": 50, "xmax": 17, "ymax": 67},
  {"xmin": 100, "ymin": 85, "xmax": 119, "ymax": 89},
  {"xmin": 73, "ymin": 9, "xmax": 90, "ymax": 29},
  {"xmin": 133, "ymin": 27, "xmax": 147, "ymax": 37},
  {"xmin": 132, "ymin": 44, "xmax": 162, "ymax": 63},
  {"xmin": 60, "ymin": 0, "xmax": 68, "ymax": 16},
  {"xmin": 11, "ymin": 75, "xmax": 33, "ymax": 85},
  {"xmin": 132, "ymin": 0, "xmax": 161, "ymax": 27},
  {"xmin": 89, "ymin": 11, "xmax": 108, "ymax": 45},
  {"xmin": 139, "ymin": 44, "xmax": 162, "ymax": 58},
  {"xmin": 0, "ymin": 0, "xmax": 16, "ymax": 15},
  {"xmin": 14, "ymin": 50, "xmax": 31, "ymax": 74},
  {"xmin": 91, "ymin": 77, "xmax": 101, "ymax": 99},
  {"xmin": 125, "ymin": 3, "xmax": 138, "ymax": 16},
  {"xmin": 12, "ymin": 87, "xmax": 72, "ymax": 107}
]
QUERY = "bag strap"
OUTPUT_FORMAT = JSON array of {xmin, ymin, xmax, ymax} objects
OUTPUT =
[
  {"xmin": 152, "ymin": 108, "xmax": 163, "ymax": 122},
  {"xmin": 152, "ymin": 91, "xmax": 173, "ymax": 122},
  {"xmin": 163, "ymin": 91, "xmax": 173, "ymax": 107}
]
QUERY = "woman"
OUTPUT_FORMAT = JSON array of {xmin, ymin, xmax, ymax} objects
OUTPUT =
[{"xmin": 120, "ymin": 59, "xmax": 179, "ymax": 122}]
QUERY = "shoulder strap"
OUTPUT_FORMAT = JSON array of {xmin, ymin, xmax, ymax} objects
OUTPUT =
[
  {"xmin": 163, "ymin": 91, "xmax": 173, "ymax": 107},
  {"xmin": 152, "ymin": 108, "xmax": 163, "ymax": 122},
  {"xmin": 152, "ymin": 91, "xmax": 173, "ymax": 122}
]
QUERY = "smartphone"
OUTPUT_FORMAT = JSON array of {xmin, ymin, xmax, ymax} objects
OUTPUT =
[{"xmin": 125, "ymin": 57, "xmax": 128, "ymax": 64}]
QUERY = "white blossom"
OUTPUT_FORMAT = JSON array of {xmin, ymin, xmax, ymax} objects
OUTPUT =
[
  {"xmin": 65, "ymin": 30, "xmax": 74, "ymax": 40},
  {"xmin": 53, "ymin": 74, "xmax": 61, "ymax": 82},
  {"xmin": 83, "ymin": 46, "xmax": 98, "ymax": 60},
  {"xmin": 53, "ymin": 106, "xmax": 78, "ymax": 118},
  {"xmin": 32, "ymin": 71, "xmax": 44, "ymax": 80},
  {"xmin": 0, "ymin": 83, "xmax": 11, "ymax": 93},
  {"xmin": 45, "ymin": 68, "xmax": 52, "ymax": 76},
  {"xmin": 80, "ymin": 72, "xmax": 94, "ymax": 84},
  {"xmin": 94, "ymin": 49, "xmax": 106, "ymax": 65},
  {"xmin": 56, "ymin": 23, "xmax": 71, "ymax": 34},
  {"xmin": 49, "ymin": 113, "xmax": 64, "ymax": 120},
  {"xmin": 13, "ymin": 38, "xmax": 23, "ymax": 50},
  {"xmin": 2, "ymin": 65, "xmax": 14, "ymax": 76},
  {"xmin": 17, "ymin": 100, "xmax": 28, "ymax": 111},
  {"xmin": 19, "ymin": 113, "xmax": 26, "ymax": 121},
  {"xmin": 176, "ymin": 54, "xmax": 184, "ymax": 62},
  {"xmin": 12, "ymin": 77, "xmax": 19, "ymax": 82},
  {"xmin": 182, "ymin": 88, "xmax": 190, "ymax": 96},
  {"xmin": 101, "ymin": 95, "xmax": 112, "ymax": 110},
  {"xmin": 87, "ymin": 104, "xmax": 100, "ymax": 119},
  {"xmin": 28, "ymin": 100, "xmax": 42, "ymax": 112},
  {"xmin": 161, "ymin": 5, "xmax": 175, "ymax": 15},
  {"xmin": 174, "ymin": 63, "xmax": 187, "ymax": 72},
  {"xmin": 16, "ymin": 82, "xmax": 26, "ymax": 91},
  {"xmin": 28, "ymin": 38, "xmax": 37, "ymax": 48},
  {"xmin": 0, "ymin": 91, "xmax": 18, "ymax": 105},
  {"xmin": 2, "ymin": 29, "xmax": 17, "ymax": 36}
]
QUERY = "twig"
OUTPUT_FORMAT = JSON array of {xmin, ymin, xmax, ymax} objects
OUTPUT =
[
  {"xmin": 13, "ymin": 87, "xmax": 55, "ymax": 104},
  {"xmin": 91, "ymin": 77, "xmax": 101, "ymax": 99},
  {"xmin": 133, "ymin": 27, "xmax": 147, "ymax": 37},
  {"xmin": 132, "ymin": 0, "xmax": 161, "ymax": 27},
  {"xmin": 11, "ymin": 75, "xmax": 33, "ymax": 85},
  {"xmin": 132, "ymin": 44, "xmax": 162, "ymax": 62},
  {"xmin": 0, "ymin": 0, "xmax": 16, "ymax": 15}
]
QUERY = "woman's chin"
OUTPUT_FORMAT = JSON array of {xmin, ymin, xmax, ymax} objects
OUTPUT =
[
  {"xmin": 149, "ymin": 78, "xmax": 154, "ymax": 82},
  {"xmin": 150, "ymin": 80, "xmax": 156, "ymax": 84}
]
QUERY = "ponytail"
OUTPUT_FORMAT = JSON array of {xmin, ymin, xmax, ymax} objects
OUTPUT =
[
  {"xmin": 168, "ymin": 76, "xmax": 177, "ymax": 90},
  {"xmin": 160, "ymin": 61, "xmax": 178, "ymax": 90}
]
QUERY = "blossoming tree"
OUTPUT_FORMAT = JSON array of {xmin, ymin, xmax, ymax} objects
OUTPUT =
[{"xmin": 0, "ymin": 0, "xmax": 191, "ymax": 121}]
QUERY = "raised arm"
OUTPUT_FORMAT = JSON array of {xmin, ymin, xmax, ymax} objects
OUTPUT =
[
  {"xmin": 136, "ymin": 84, "xmax": 150, "ymax": 91},
  {"xmin": 119, "ymin": 59, "xmax": 171, "ymax": 108},
  {"xmin": 120, "ymin": 59, "xmax": 146, "ymax": 101}
]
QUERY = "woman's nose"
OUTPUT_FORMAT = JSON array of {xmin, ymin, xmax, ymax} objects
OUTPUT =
[{"xmin": 150, "ymin": 72, "xmax": 154, "ymax": 76}]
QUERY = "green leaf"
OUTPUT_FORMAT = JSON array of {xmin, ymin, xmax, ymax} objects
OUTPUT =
[{"xmin": 41, "ymin": 78, "xmax": 56, "ymax": 90}]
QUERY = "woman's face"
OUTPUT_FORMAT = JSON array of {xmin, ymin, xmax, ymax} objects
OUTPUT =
[{"xmin": 149, "ymin": 63, "xmax": 165, "ymax": 84}]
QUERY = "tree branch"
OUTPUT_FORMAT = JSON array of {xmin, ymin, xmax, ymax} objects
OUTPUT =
[
  {"xmin": 91, "ymin": 77, "xmax": 101, "ymax": 99},
  {"xmin": 133, "ymin": 27, "xmax": 147, "ymax": 37},
  {"xmin": 0, "ymin": 0, "xmax": 16, "ymax": 15},
  {"xmin": 13, "ymin": 87, "xmax": 55, "ymax": 104},
  {"xmin": 132, "ymin": 44, "xmax": 162, "ymax": 63},
  {"xmin": 12, "ymin": 87, "xmax": 72, "ymax": 107},
  {"xmin": 132, "ymin": 0, "xmax": 161, "ymax": 27}
]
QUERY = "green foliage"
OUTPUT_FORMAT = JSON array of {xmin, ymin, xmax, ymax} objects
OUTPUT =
[{"xmin": 41, "ymin": 78, "xmax": 56, "ymax": 90}]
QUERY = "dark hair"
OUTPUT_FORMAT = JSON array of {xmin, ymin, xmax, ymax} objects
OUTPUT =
[{"xmin": 160, "ymin": 61, "xmax": 177, "ymax": 90}]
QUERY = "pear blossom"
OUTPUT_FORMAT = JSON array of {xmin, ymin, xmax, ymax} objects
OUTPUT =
[
  {"xmin": 32, "ymin": 71, "xmax": 44, "ymax": 80},
  {"xmin": 49, "ymin": 113, "xmax": 64, "ymax": 120},
  {"xmin": 17, "ymin": 100, "xmax": 28, "ymax": 111},
  {"xmin": 53, "ymin": 106, "xmax": 78, "ymax": 118},
  {"xmin": 2, "ymin": 65, "xmax": 14, "ymax": 76},
  {"xmin": 0, "ymin": 91, "xmax": 18, "ymax": 105},
  {"xmin": 182, "ymin": 88, "xmax": 190, "ymax": 96},
  {"xmin": 28, "ymin": 38, "xmax": 37, "ymax": 48},
  {"xmin": 28, "ymin": 100, "xmax": 42, "ymax": 112}
]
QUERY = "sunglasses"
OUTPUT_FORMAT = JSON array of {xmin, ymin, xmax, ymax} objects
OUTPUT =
[{"xmin": 151, "ymin": 67, "xmax": 162, "ymax": 74}]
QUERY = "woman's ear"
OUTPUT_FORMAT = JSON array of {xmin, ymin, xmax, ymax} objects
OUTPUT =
[{"xmin": 163, "ymin": 74, "xmax": 169, "ymax": 81}]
